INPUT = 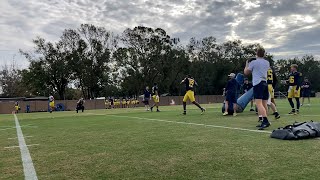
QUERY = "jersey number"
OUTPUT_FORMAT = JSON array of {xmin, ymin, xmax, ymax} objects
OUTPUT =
[
  {"xmin": 289, "ymin": 76, "xmax": 294, "ymax": 84},
  {"xmin": 189, "ymin": 79, "xmax": 194, "ymax": 88},
  {"xmin": 267, "ymin": 70, "xmax": 273, "ymax": 81}
]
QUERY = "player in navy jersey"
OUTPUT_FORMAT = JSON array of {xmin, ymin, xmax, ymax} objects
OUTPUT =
[
  {"xmin": 181, "ymin": 75, "xmax": 205, "ymax": 115},
  {"xmin": 287, "ymin": 64, "xmax": 302, "ymax": 114}
]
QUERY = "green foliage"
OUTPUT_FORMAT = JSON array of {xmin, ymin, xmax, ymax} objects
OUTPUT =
[
  {"xmin": 15, "ymin": 24, "xmax": 319, "ymax": 99},
  {"xmin": 275, "ymin": 55, "xmax": 320, "ymax": 92}
]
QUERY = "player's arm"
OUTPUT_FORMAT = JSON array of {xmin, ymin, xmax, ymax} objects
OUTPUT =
[
  {"xmin": 244, "ymin": 60, "xmax": 252, "ymax": 75},
  {"xmin": 194, "ymin": 80, "xmax": 198, "ymax": 86},
  {"xmin": 272, "ymin": 71, "xmax": 278, "ymax": 88},
  {"xmin": 296, "ymin": 73, "xmax": 302, "ymax": 90},
  {"xmin": 180, "ymin": 78, "xmax": 186, "ymax": 84}
]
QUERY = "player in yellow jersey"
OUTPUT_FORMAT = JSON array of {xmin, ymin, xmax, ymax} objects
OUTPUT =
[
  {"xmin": 181, "ymin": 75, "xmax": 205, "ymax": 115},
  {"xmin": 14, "ymin": 101, "xmax": 20, "ymax": 114}
]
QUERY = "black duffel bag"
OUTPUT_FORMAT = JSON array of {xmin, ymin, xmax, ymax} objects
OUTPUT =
[{"xmin": 271, "ymin": 121, "xmax": 320, "ymax": 140}]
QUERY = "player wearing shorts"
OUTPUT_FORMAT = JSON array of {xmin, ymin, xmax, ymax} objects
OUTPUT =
[
  {"xmin": 287, "ymin": 64, "xmax": 302, "ymax": 115},
  {"xmin": 301, "ymin": 78, "xmax": 311, "ymax": 106},
  {"xmin": 244, "ymin": 47, "xmax": 270, "ymax": 130},
  {"xmin": 150, "ymin": 83, "xmax": 160, "ymax": 112},
  {"xmin": 181, "ymin": 75, "xmax": 205, "ymax": 115}
]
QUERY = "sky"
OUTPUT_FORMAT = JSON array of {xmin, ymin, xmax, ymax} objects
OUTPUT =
[{"xmin": 0, "ymin": 0, "xmax": 319, "ymax": 68}]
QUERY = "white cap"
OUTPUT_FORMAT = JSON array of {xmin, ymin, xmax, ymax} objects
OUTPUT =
[{"xmin": 228, "ymin": 73, "xmax": 236, "ymax": 78}]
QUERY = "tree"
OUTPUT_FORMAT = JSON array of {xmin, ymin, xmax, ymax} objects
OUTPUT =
[
  {"xmin": 20, "ymin": 37, "xmax": 72, "ymax": 99},
  {"xmin": 62, "ymin": 24, "xmax": 117, "ymax": 99},
  {"xmin": 0, "ymin": 63, "xmax": 28, "ymax": 97},
  {"xmin": 113, "ymin": 26, "xmax": 189, "ymax": 96}
]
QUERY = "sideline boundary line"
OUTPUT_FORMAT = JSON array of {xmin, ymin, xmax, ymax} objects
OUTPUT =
[
  {"xmin": 13, "ymin": 114, "xmax": 38, "ymax": 180},
  {"xmin": 109, "ymin": 115, "xmax": 272, "ymax": 134}
]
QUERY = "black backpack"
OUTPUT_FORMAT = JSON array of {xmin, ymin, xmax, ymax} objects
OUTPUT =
[{"xmin": 270, "ymin": 121, "xmax": 320, "ymax": 140}]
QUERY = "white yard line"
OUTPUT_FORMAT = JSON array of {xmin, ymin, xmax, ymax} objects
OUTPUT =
[
  {"xmin": 13, "ymin": 114, "xmax": 38, "ymax": 180},
  {"xmin": 109, "ymin": 115, "xmax": 272, "ymax": 134}
]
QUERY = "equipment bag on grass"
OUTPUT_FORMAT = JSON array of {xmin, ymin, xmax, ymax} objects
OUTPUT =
[{"xmin": 270, "ymin": 121, "xmax": 320, "ymax": 140}]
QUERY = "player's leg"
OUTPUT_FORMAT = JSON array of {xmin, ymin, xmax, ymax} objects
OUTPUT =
[
  {"xmin": 150, "ymin": 96, "xmax": 156, "ymax": 111},
  {"xmin": 233, "ymin": 103, "xmax": 237, "ymax": 116},
  {"xmin": 189, "ymin": 91, "xmax": 204, "ymax": 114},
  {"xmin": 182, "ymin": 93, "xmax": 189, "ymax": 115},
  {"xmin": 255, "ymin": 82, "xmax": 270, "ymax": 129},
  {"xmin": 223, "ymin": 100, "xmax": 229, "ymax": 116},
  {"xmin": 250, "ymin": 100, "xmax": 254, "ymax": 111},
  {"xmin": 295, "ymin": 87, "xmax": 301, "ymax": 114},
  {"xmin": 155, "ymin": 96, "xmax": 160, "ymax": 112},
  {"xmin": 269, "ymin": 102, "xmax": 280, "ymax": 119},
  {"xmin": 288, "ymin": 88, "xmax": 295, "ymax": 114}
]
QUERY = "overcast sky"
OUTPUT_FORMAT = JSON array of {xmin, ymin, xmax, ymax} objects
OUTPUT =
[{"xmin": 0, "ymin": 0, "xmax": 319, "ymax": 68}]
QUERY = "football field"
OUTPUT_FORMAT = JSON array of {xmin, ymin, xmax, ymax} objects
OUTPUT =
[{"xmin": 1, "ymin": 99, "xmax": 320, "ymax": 179}]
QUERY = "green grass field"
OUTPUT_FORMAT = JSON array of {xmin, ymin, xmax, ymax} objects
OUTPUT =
[{"xmin": 1, "ymin": 99, "xmax": 320, "ymax": 180}]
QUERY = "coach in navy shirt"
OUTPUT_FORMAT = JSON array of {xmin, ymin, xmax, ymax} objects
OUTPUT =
[
  {"xmin": 143, "ymin": 86, "xmax": 151, "ymax": 111},
  {"xmin": 244, "ymin": 48, "xmax": 270, "ymax": 130},
  {"xmin": 223, "ymin": 73, "xmax": 239, "ymax": 116}
]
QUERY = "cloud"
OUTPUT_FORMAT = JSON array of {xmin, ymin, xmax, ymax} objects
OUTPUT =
[{"xmin": 0, "ymin": 0, "xmax": 319, "ymax": 67}]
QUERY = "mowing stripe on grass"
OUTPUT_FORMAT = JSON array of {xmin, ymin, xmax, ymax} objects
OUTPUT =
[
  {"xmin": 109, "ymin": 115, "xmax": 272, "ymax": 134},
  {"xmin": 5, "ymin": 144, "xmax": 39, "ymax": 149},
  {"xmin": 8, "ymin": 136, "xmax": 33, "ymax": 140},
  {"xmin": 13, "ymin": 114, "xmax": 38, "ymax": 180}
]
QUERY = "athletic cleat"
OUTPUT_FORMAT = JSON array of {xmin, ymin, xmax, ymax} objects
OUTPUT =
[
  {"xmin": 150, "ymin": 107, "xmax": 153, "ymax": 112},
  {"xmin": 156, "ymin": 109, "xmax": 160, "ymax": 112},
  {"xmin": 256, "ymin": 124, "xmax": 262, "ymax": 128},
  {"xmin": 233, "ymin": 113, "xmax": 237, "ymax": 117},
  {"xmin": 295, "ymin": 110, "xmax": 299, "ymax": 115},
  {"xmin": 250, "ymin": 108, "xmax": 255, "ymax": 112},
  {"xmin": 223, "ymin": 112, "xmax": 228, "ymax": 116},
  {"xmin": 182, "ymin": 112, "xmax": 186, "ymax": 115},
  {"xmin": 288, "ymin": 111, "xmax": 295, "ymax": 115},
  {"xmin": 258, "ymin": 123, "xmax": 270, "ymax": 130},
  {"xmin": 201, "ymin": 108, "xmax": 206, "ymax": 115},
  {"xmin": 275, "ymin": 114, "xmax": 281, "ymax": 119}
]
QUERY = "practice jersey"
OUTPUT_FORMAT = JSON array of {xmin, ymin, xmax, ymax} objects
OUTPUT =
[
  {"xmin": 302, "ymin": 82, "xmax": 311, "ymax": 91},
  {"xmin": 267, "ymin": 69, "xmax": 273, "ymax": 85},
  {"xmin": 267, "ymin": 68, "xmax": 278, "ymax": 88},
  {"xmin": 77, "ymin": 99, "xmax": 84, "ymax": 105},
  {"xmin": 144, "ymin": 90, "xmax": 151, "ymax": 98},
  {"xmin": 288, "ymin": 72, "xmax": 302, "ymax": 87},
  {"xmin": 243, "ymin": 82, "xmax": 253, "ymax": 92},
  {"xmin": 183, "ymin": 78, "xmax": 197, "ymax": 91},
  {"xmin": 152, "ymin": 86, "xmax": 158, "ymax": 96}
]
